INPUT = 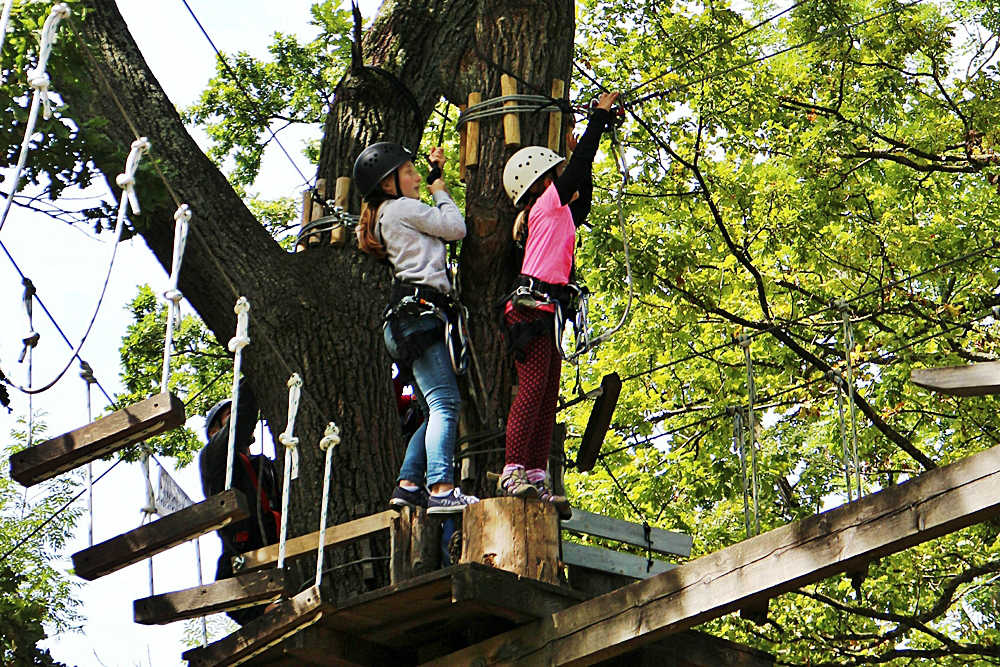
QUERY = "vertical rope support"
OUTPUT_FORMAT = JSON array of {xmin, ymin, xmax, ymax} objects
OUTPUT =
[
  {"xmin": 193, "ymin": 538, "xmax": 207, "ymax": 645},
  {"xmin": 731, "ymin": 407, "xmax": 752, "ymax": 538},
  {"xmin": 277, "ymin": 373, "xmax": 303, "ymax": 569},
  {"xmin": 0, "ymin": 3, "xmax": 71, "ymax": 233},
  {"xmin": 832, "ymin": 373, "xmax": 854, "ymax": 502},
  {"xmin": 224, "ymin": 297, "xmax": 251, "ymax": 491},
  {"xmin": 19, "ymin": 278, "xmax": 38, "ymax": 447},
  {"xmin": 739, "ymin": 335, "xmax": 761, "ymax": 535},
  {"xmin": 160, "ymin": 205, "xmax": 192, "ymax": 393},
  {"xmin": 0, "ymin": 0, "xmax": 14, "ymax": 79},
  {"xmin": 839, "ymin": 304, "xmax": 863, "ymax": 498},
  {"xmin": 79, "ymin": 360, "xmax": 96, "ymax": 546},
  {"xmin": 315, "ymin": 422, "xmax": 340, "ymax": 589},
  {"xmin": 140, "ymin": 453, "xmax": 156, "ymax": 596}
]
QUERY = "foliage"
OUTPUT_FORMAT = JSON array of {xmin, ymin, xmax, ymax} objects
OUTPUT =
[{"xmin": 0, "ymin": 418, "xmax": 77, "ymax": 667}]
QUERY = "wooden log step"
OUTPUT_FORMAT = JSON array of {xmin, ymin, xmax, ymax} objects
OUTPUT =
[
  {"xmin": 561, "ymin": 507, "xmax": 693, "ymax": 558},
  {"xmin": 236, "ymin": 509, "xmax": 395, "ymax": 572},
  {"xmin": 181, "ymin": 585, "xmax": 327, "ymax": 667},
  {"xmin": 9, "ymin": 392, "xmax": 185, "ymax": 487},
  {"xmin": 72, "ymin": 489, "xmax": 248, "ymax": 581},
  {"xmin": 911, "ymin": 361, "xmax": 1000, "ymax": 396},
  {"xmin": 561, "ymin": 542, "xmax": 675, "ymax": 580},
  {"xmin": 133, "ymin": 569, "xmax": 292, "ymax": 625},
  {"xmin": 576, "ymin": 372, "xmax": 621, "ymax": 472}
]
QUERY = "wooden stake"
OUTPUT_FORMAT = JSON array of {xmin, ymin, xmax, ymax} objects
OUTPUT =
[
  {"xmin": 458, "ymin": 103, "xmax": 468, "ymax": 182},
  {"xmin": 547, "ymin": 78, "xmax": 565, "ymax": 152},
  {"xmin": 331, "ymin": 176, "xmax": 352, "ymax": 245},
  {"xmin": 466, "ymin": 92, "xmax": 481, "ymax": 168},
  {"xmin": 500, "ymin": 74, "xmax": 520, "ymax": 147},
  {"xmin": 295, "ymin": 190, "xmax": 311, "ymax": 253}
]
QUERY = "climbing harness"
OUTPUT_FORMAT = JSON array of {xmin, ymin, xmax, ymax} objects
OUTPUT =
[
  {"xmin": 277, "ymin": 372, "xmax": 302, "ymax": 569},
  {"xmin": 314, "ymin": 422, "xmax": 341, "ymax": 588},
  {"xmin": 738, "ymin": 335, "xmax": 761, "ymax": 536},
  {"xmin": 838, "ymin": 302, "xmax": 862, "ymax": 499},
  {"xmin": 161, "ymin": 204, "xmax": 191, "ymax": 392},
  {"xmin": 224, "ymin": 297, "xmax": 251, "ymax": 491},
  {"xmin": 444, "ymin": 253, "xmax": 489, "ymax": 422},
  {"xmin": 0, "ymin": 3, "xmax": 71, "ymax": 234}
]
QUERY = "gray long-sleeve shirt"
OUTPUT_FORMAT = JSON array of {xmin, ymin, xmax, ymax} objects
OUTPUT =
[{"xmin": 378, "ymin": 190, "xmax": 465, "ymax": 293}]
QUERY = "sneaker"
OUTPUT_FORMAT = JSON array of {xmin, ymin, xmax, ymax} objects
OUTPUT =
[
  {"xmin": 389, "ymin": 485, "xmax": 428, "ymax": 510},
  {"xmin": 427, "ymin": 488, "xmax": 480, "ymax": 514},
  {"xmin": 497, "ymin": 468, "xmax": 540, "ymax": 499},
  {"xmin": 535, "ymin": 481, "xmax": 572, "ymax": 520}
]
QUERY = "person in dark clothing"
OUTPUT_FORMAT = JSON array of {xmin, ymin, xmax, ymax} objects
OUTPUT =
[{"xmin": 199, "ymin": 379, "xmax": 281, "ymax": 625}]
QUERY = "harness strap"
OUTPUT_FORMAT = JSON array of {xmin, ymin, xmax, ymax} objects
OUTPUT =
[{"xmin": 237, "ymin": 451, "xmax": 281, "ymax": 544}]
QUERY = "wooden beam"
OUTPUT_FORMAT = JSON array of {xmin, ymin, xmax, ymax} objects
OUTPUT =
[
  {"xmin": 427, "ymin": 441, "xmax": 1000, "ymax": 666},
  {"xmin": 501, "ymin": 74, "xmax": 521, "ymax": 146},
  {"xmin": 9, "ymin": 392, "xmax": 184, "ymax": 487},
  {"xmin": 72, "ymin": 489, "xmax": 248, "ymax": 581},
  {"xmin": 181, "ymin": 585, "xmax": 327, "ymax": 667},
  {"xmin": 576, "ymin": 373, "xmax": 622, "ymax": 472},
  {"xmin": 133, "ymin": 569, "xmax": 292, "ymax": 625},
  {"xmin": 238, "ymin": 509, "xmax": 395, "ymax": 571},
  {"xmin": 547, "ymin": 79, "xmax": 565, "ymax": 152},
  {"xmin": 561, "ymin": 542, "xmax": 675, "ymax": 580},
  {"xmin": 465, "ymin": 92, "xmax": 481, "ymax": 168},
  {"xmin": 911, "ymin": 360, "xmax": 1000, "ymax": 396},
  {"xmin": 562, "ymin": 508, "xmax": 692, "ymax": 558}
]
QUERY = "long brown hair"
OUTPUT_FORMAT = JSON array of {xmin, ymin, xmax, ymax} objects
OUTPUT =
[
  {"xmin": 512, "ymin": 168, "xmax": 558, "ymax": 244},
  {"xmin": 356, "ymin": 190, "xmax": 397, "ymax": 258}
]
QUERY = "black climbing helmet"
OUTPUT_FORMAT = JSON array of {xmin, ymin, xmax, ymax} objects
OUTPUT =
[
  {"xmin": 353, "ymin": 142, "xmax": 414, "ymax": 199},
  {"xmin": 204, "ymin": 398, "xmax": 232, "ymax": 440}
]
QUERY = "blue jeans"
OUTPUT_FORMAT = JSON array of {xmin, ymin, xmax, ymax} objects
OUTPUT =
[{"xmin": 384, "ymin": 317, "xmax": 459, "ymax": 486}]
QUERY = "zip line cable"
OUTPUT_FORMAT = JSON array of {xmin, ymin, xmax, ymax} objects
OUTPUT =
[{"xmin": 176, "ymin": 0, "xmax": 311, "ymax": 188}]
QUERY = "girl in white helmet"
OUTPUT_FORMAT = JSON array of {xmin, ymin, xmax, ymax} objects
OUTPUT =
[{"xmin": 499, "ymin": 91, "xmax": 620, "ymax": 519}]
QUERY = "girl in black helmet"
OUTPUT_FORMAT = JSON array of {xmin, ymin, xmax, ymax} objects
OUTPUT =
[{"xmin": 354, "ymin": 142, "xmax": 479, "ymax": 514}]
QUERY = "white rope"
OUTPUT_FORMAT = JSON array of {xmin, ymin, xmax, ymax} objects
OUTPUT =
[
  {"xmin": 0, "ymin": 0, "xmax": 13, "ymax": 81},
  {"xmin": 839, "ymin": 304, "xmax": 863, "ymax": 498},
  {"xmin": 160, "ymin": 204, "xmax": 192, "ymax": 393},
  {"xmin": 314, "ymin": 421, "xmax": 340, "ymax": 589},
  {"xmin": 223, "ymin": 297, "xmax": 250, "ymax": 491},
  {"xmin": 276, "ymin": 372, "xmax": 302, "ymax": 570},
  {"xmin": 11, "ymin": 137, "xmax": 150, "ymax": 395},
  {"xmin": 79, "ymin": 359, "xmax": 96, "ymax": 546},
  {"xmin": 193, "ymin": 537, "xmax": 208, "ymax": 646},
  {"xmin": 140, "ymin": 452, "xmax": 156, "ymax": 596},
  {"xmin": 0, "ymin": 3, "xmax": 71, "ymax": 234}
]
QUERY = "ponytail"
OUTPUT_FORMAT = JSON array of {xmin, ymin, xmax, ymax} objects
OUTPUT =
[
  {"xmin": 356, "ymin": 191, "xmax": 397, "ymax": 258},
  {"xmin": 511, "ymin": 166, "xmax": 558, "ymax": 244}
]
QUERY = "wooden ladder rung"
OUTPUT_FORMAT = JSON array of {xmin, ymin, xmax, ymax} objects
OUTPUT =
[
  {"xmin": 133, "ymin": 569, "xmax": 292, "ymax": 625},
  {"xmin": 181, "ymin": 586, "xmax": 327, "ymax": 667},
  {"xmin": 72, "ymin": 489, "xmax": 248, "ymax": 581},
  {"xmin": 9, "ymin": 392, "xmax": 185, "ymax": 487}
]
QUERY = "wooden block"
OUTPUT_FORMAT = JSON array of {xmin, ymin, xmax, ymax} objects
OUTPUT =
[
  {"xmin": 458, "ymin": 103, "xmax": 468, "ymax": 181},
  {"xmin": 576, "ymin": 372, "xmax": 622, "ymax": 472},
  {"xmin": 561, "ymin": 508, "xmax": 692, "ymax": 558},
  {"xmin": 410, "ymin": 507, "xmax": 441, "ymax": 577},
  {"xmin": 390, "ymin": 508, "xmax": 413, "ymax": 585},
  {"xmin": 547, "ymin": 78, "xmax": 565, "ymax": 152},
  {"xmin": 460, "ymin": 497, "xmax": 560, "ymax": 585},
  {"xmin": 133, "ymin": 569, "xmax": 291, "ymax": 625},
  {"xmin": 72, "ymin": 489, "xmax": 248, "ymax": 581},
  {"xmin": 239, "ymin": 509, "xmax": 395, "ymax": 572},
  {"xmin": 466, "ymin": 92, "xmax": 481, "ymax": 168},
  {"xmin": 561, "ymin": 542, "xmax": 675, "ymax": 580},
  {"xmin": 10, "ymin": 392, "xmax": 185, "ymax": 487},
  {"xmin": 500, "ymin": 74, "xmax": 520, "ymax": 147},
  {"xmin": 181, "ymin": 585, "xmax": 327, "ymax": 667},
  {"xmin": 911, "ymin": 361, "xmax": 1000, "ymax": 396}
]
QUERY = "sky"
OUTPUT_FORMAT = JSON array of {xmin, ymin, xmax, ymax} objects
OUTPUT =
[{"xmin": 0, "ymin": 1, "xmax": 378, "ymax": 665}]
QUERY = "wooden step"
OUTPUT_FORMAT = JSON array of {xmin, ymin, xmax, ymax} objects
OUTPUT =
[
  {"xmin": 9, "ymin": 392, "xmax": 185, "ymax": 487},
  {"xmin": 561, "ymin": 542, "xmax": 675, "ymax": 580},
  {"xmin": 181, "ymin": 585, "xmax": 327, "ymax": 667},
  {"xmin": 133, "ymin": 569, "xmax": 292, "ymax": 625},
  {"xmin": 561, "ymin": 508, "xmax": 692, "ymax": 558},
  {"xmin": 576, "ymin": 372, "xmax": 621, "ymax": 472},
  {"xmin": 72, "ymin": 489, "xmax": 248, "ymax": 581},
  {"xmin": 911, "ymin": 361, "xmax": 1000, "ymax": 396}
]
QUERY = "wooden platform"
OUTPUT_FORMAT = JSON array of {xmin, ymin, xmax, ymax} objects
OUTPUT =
[
  {"xmin": 911, "ymin": 360, "xmax": 1000, "ymax": 396},
  {"xmin": 9, "ymin": 391, "xmax": 184, "ymax": 487},
  {"xmin": 72, "ymin": 489, "xmax": 248, "ymax": 581},
  {"xmin": 134, "ymin": 569, "xmax": 292, "ymax": 625}
]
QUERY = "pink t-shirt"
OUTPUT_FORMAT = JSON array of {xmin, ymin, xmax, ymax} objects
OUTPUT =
[{"xmin": 505, "ymin": 183, "xmax": 575, "ymax": 315}]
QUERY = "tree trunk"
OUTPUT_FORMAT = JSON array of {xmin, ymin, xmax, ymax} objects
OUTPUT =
[{"xmin": 67, "ymin": 0, "xmax": 574, "ymax": 599}]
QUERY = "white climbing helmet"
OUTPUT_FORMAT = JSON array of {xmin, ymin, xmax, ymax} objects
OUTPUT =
[{"xmin": 503, "ymin": 146, "xmax": 564, "ymax": 209}]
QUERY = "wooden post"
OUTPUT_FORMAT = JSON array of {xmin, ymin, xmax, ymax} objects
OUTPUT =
[
  {"xmin": 465, "ymin": 92, "xmax": 481, "ymax": 169},
  {"xmin": 295, "ymin": 189, "xmax": 312, "ymax": 253},
  {"xmin": 410, "ymin": 507, "xmax": 441, "ymax": 577},
  {"xmin": 547, "ymin": 78, "xmax": 565, "ymax": 153},
  {"xmin": 331, "ymin": 176, "xmax": 351, "ymax": 245},
  {"xmin": 390, "ymin": 509, "xmax": 413, "ymax": 585},
  {"xmin": 460, "ymin": 497, "xmax": 560, "ymax": 586},
  {"xmin": 458, "ymin": 103, "xmax": 468, "ymax": 182},
  {"xmin": 500, "ymin": 74, "xmax": 520, "ymax": 147}
]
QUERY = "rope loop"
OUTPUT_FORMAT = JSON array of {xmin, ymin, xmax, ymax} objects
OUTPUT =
[
  {"xmin": 319, "ymin": 421, "xmax": 340, "ymax": 451},
  {"xmin": 278, "ymin": 372, "xmax": 303, "ymax": 450},
  {"xmin": 227, "ymin": 296, "xmax": 251, "ymax": 352},
  {"xmin": 116, "ymin": 137, "xmax": 151, "ymax": 214},
  {"xmin": 79, "ymin": 359, "xmax": 96, "ymax": 385}
]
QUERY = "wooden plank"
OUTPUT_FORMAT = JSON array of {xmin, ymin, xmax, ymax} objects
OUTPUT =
[
  {"xmin": 501, "ymin": 74, "xmax": 520, "ymax": 146},
  {"xmin": 239, "ymin": 510, "xmax": 395, "ymax": 572},
  {"xmin": 561, "ymin": 508, "xmax": 692, "ymax": 558},
  {"xmin": 561, "ymin": 542, "xmax": 675, "ymax": 580},
  {"xmin": 427, "ymin": 442, "xmax": 1000, "ymax": 666},
  {"xmin": 576, "ymin": 373, "xmax": 621, "ymax": 472},
  {"xmin": 911, "ymin": 361, "xmax": 1000, "ymax": 396},
  {"xmin": 182, "ymin": 585, "xmax": 327, "ymax": 667},
  {"xmin": 465, "ymin": 92, "xmax": 481, "ymax": 168},
  {"xmin": 133, "ymin": 569, "xmax": 291, "ymax": 625},
  {"xmin": 547, "ymin": 79, "xmax": 565, "ymax": 152},
  {"xmin": 10, "ymin": 392, "xmax": 184, "ymax": 487},
  {"xmin": 72, "ymin": 489, "xmax": 248, "ymax": 581}
]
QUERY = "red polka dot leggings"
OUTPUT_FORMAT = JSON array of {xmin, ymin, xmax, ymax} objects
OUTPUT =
[{"xmin": 505, "ymin": 307, "xmax": 561, "ymax": 470}]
